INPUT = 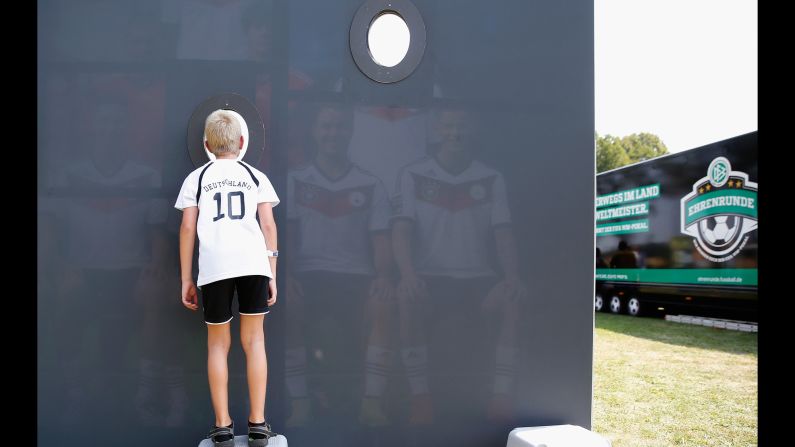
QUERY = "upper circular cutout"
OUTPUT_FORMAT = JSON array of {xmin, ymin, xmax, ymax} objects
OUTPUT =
[
  {"xmin": 350, "ymin": 0, "xmax": 426, "ymax": 84},
  {"xmin": 368, "ymin": 12, "xmax": 411, "ymax": 67},
  {"xmin": 187, "ymin": 93, "xmax": 265, "ymax": 168}
]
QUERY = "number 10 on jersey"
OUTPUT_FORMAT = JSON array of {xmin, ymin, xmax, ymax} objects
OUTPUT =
[{"xmin": 212, "ymin": 191, "xmax": 245, "ymax": 221}]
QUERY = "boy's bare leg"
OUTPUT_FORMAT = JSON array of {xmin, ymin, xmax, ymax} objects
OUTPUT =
[
  {"xmin": 360, "ymin": 290, "xmax": 396, "ymax": 426},
  {"xmin": 240, "ymin": 314, "xmax": 268, "ymax": 423},
  {"xmin": 487, "ymin": 291, "xmax": 520, "ymax": 421},
  {"xmin": 207, "ymin": 322, "xmax": 233, "ymax": 427},
  {"xmin": 398, "ymin": 290, "xmax": 433, "ymax": 425}
]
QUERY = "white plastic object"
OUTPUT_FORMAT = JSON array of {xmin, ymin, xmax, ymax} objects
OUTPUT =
[{"xmin": 507, "ymin": 425, "xmax": 611, "ymax": 447}]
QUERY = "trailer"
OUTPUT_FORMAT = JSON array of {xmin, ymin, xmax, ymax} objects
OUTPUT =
[{"xmin": 595, "ymin": 132, "xmax": 758, "ymax": 321}]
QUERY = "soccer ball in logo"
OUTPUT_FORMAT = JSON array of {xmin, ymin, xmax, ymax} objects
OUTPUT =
[{"xmin": 698, "ymin": 215, "xmax": 740, "ymax": 247}]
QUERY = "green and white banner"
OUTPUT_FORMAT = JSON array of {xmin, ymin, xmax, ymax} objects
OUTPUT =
[
  {"xmin": 596, "ymin": 183, "xmax": 660, "ymax": 237},
  {"xmin": 684, "ymin": 189, "xmax": 757, "ymax": 226},
  {"xmin": 596, "ymin": 184, "xmax": 660, "ymax": 209},
  {"xmin": 596, "ymin": 202, "xmax": 649, "ymax": 222},
  {"xmin": 595, "ymin": 268, "xmax": 758, "ymax": 286}
]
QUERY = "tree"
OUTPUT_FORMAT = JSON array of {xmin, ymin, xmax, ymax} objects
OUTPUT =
[
  {"xmin": 596, "ymin": 134, "xmax": 630, "ymax": 173},
  {"xmin": 621, "ymin": 133, "xmax": 668, "ymax": 164},
  {"xmin": 595, "ymin": 132, "xmax": 668, "ymax": 173}
]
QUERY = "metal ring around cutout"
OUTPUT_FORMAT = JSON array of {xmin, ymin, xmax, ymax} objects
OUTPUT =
[
  {"xmin": 350, "ymin": 0, "xmax": 426, "ymax": 84},
  {"xmin": 186, "ymin": 93, "xmax": 265, "ymax": 168}
]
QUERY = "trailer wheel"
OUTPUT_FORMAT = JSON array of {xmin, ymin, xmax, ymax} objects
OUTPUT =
[
  {"xmin": 609, "ymin": 296, "xmax": 622, "ymax": 314},
  {"xmin": 594, "ymin": 294, "xmax": 604, "ymax": 312},
  {"xmin": 627, "ymin": 297, "xmax": 641, "ymax": 316}
]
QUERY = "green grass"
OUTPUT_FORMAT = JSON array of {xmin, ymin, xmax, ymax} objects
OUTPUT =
[{"xmin": 592, "ymin": 313, "xmax": 757, "ymax": 447}]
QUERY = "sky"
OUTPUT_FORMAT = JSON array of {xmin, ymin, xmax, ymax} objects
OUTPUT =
[{"xmin": 595, "ymin": 0, "xmax": 757, "ymax": 153}]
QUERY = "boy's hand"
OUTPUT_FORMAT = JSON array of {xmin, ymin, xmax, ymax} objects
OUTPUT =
[
  {"xmin": 369, "ymin": 276, "xmax": 394, "ymax": 302},
  {"xmin": 397, "ymin": 272, "xmax": 427, "ymax": 302},
  {"xmin": 482, "ymin": 278, "xmax": 527, "ymax": 312},
  {"xmin": 267, "ymin": 279, "xmax": 277, "ymax": 306},
  {"xmin": 181, "ymin": 280, "xmax": 199, "ymax": 311}
]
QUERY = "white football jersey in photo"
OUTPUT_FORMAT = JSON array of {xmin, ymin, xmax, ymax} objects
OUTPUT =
[
  {"xmin": 392, "ymin": 156, "xmax": 511, "ymax": 278},
  {"xmin": 287, "ymin": 163, "xmax": 391, "ymax": 275},
  {"xmin": 43, "ymin": 160, "xmax": 168, "ymax": 270}
]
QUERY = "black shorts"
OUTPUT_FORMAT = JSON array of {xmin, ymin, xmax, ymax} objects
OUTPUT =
[{"xmin": 200, "ymin": 275, "xmax": 271, "ymax": 324}]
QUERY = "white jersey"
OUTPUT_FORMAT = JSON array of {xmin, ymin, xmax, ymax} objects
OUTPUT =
[
  {"xmin": 392, "ymin": 156, "xmax": 511, "ymax": 278},
  {"xmin": 287, "ymin": 163, "xmax": 391, "ymax": 275},
  {"xmin": 43, "ymin": 160, "xmax": 168, "ymax": 270},
  {"xmin": 174, "ymin": 159, "xmax": 279, "ymax": 286}
]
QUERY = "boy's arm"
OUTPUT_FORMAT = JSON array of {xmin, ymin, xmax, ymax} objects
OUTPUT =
[
  {"xmin": 391, "ymin": 220, "xmax": 414, "ymax": 278},
  {"xmin": 494, "ymin": 226, "xmax": 520, "ymax": 282},
  {"xmin": 257, "ymin": 202, "xmax": 278, "ymax": 280},
  {"xmin": 372, "ymin": 231, "xmax": 393, "ymax": 281},
  {"xmin": 369, "ymin": 179, "xmax": 395, "ymax": 299},
  {"xmin": 392, "ymin": 218, "xmax": 425, "ymax": 299},
  {"xmin": 391, "ymin": 169, "xmax": 424, "ymax": 299},
  {"xmin": 179, "ymin": 206, "xmax": 199, "ymax": 310},
  {"xmin": 483, "ymin": 173, "xmax": 526, "ymax": 309},
  {"xmin": 484, "ymin": 225, "xmax": 527, "ymax": 308},
  {"xmin": 369, "ymin": 231, "xmax": 394, "ymax": 300}
]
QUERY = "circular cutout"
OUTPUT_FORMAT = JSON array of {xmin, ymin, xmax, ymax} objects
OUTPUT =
[
  {"xmin": 187, "ymin": 93, "xmax": 265, "ymax": 168},
  {"xmin": 350, "ymin": 0, "xmax": 426, "ymax": 84},
  {"xmin": 368, "ymin": 12, "xmax": 410, "ymax": 67}
]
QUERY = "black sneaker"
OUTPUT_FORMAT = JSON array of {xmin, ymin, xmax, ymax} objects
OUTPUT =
[
  {"xmin": 207, "ymin": 422, "xmax": 235, "ymax": 447},
  {"xmin": 248, "ymin": 421, "xmax": 278, "ymax": 446}
]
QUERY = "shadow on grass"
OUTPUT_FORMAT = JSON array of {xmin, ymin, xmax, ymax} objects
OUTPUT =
[{"xmin": 595, "ymin": 313, "xmax": 757, "ymax": 356}]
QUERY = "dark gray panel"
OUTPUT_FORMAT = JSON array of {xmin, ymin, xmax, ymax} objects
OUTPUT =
[{"xmin": 38, "ymin": 0, "xmax": 594, "ymax": 445}]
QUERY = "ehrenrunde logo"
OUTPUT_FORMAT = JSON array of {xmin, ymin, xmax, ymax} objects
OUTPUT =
[{"xmin": 680, "ymin": 157, "xmax": 757, "ymax": 262}]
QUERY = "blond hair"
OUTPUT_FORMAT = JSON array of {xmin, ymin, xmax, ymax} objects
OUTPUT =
[{"xmin": 204, "ymin": 109, "xmax": 242, "ymax": 156}]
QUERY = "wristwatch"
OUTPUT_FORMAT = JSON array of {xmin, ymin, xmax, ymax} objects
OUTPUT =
[{"xmin": 266, "ymin": 250, "xmax": 279, "ymax": 258}]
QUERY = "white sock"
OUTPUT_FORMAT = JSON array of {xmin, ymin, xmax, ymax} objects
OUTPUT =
[
  {"xmin": 401, "ymin": 346, "xmax": 429, "ymax": 395},
  {"xmin": 286, "ymin": 347, "xmax": 308, "ymax": 398},
  {"xmin": 364, "ymin": 346, "xmax": 392, "ymax": 398},
  {"xmin": 164, "ymin": 365, "xmax": 187, "ymax": 411},
  {"xmin": 137, "ymin": 358, "xmax": 159, "ymax": 398},
  {"xmin": 493, "ymin": 346, "xmax": 517, "ymax": 395}
]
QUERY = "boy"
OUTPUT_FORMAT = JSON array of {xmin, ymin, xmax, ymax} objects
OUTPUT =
[{"xmin": 175, "ymin": 109, "xmax": 280, "ymax": 446}]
